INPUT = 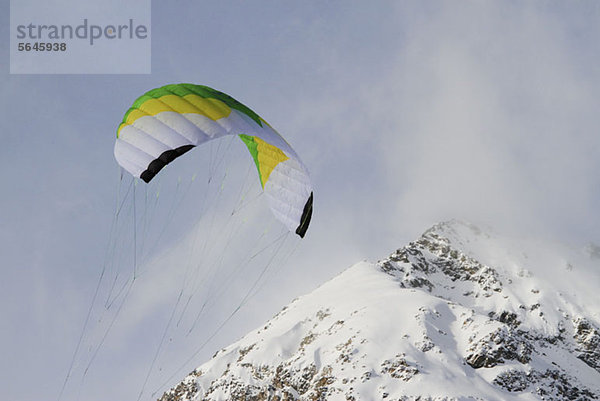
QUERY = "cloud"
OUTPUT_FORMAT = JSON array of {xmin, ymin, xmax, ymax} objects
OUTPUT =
[
  {"xmin": 325, "ymin": 1, "xmax": 600, "ymax": 244},
  {"xmin": 3, "ymin": 2, "xmax": 600, "ymax": 401}
]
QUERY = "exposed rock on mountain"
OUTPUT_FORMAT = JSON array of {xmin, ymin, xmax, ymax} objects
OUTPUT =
[{"xmin": 159, "ymin": 221, "xmax": 600, "ymax": 401}]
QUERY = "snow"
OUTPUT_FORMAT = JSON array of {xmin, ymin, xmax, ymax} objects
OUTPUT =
[{"xmin": 159, "ymin": 220, "xmax": 600, "ymax": 401}]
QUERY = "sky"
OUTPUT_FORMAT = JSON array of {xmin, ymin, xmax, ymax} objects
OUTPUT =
[{"xmin": 1, "ymin": 1, "xmax": 600, "ymax": 400}]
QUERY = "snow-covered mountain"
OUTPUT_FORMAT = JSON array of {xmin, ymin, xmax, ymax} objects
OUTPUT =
[{"xmin": 159, "ymin": 220, "xmax": 600, "ymax": 401}]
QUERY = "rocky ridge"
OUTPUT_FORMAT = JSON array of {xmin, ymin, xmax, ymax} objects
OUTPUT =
[{"xmin": 158, "ymin": 221, "xmax": 600, "ymax": 401}]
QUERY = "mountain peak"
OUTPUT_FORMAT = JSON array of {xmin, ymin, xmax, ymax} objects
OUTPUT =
[
  {"xmin": 423, "ymin": 219, "xmax": 485, "ymax": 238},
  {"xmin": 159, "ymin": 222, "xmax": 600, "ymax": 401}
]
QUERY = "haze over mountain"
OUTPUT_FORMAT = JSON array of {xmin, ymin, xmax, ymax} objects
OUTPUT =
[{"xmin": 159, "ymin": 220, "xmax": 600, "ymax": 401}]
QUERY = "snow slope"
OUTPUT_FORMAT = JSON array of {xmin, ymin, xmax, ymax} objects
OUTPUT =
[{"xmin": 159, "ymin": 220, "xmax": 600, "ymax": 401}]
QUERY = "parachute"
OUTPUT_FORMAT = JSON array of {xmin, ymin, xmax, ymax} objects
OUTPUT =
[
  {"xmin": 114, "ymin": 83, "xmax": 313, "ymax": 237},
  {"xmin": 58, "ymin": 84, "xmax": 312, "ymax": 401}
]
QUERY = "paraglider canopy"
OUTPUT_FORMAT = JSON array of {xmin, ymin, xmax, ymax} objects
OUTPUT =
[{"xmin": 114, "ymin": 83, "xmax": 313, "ymax": 237}]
